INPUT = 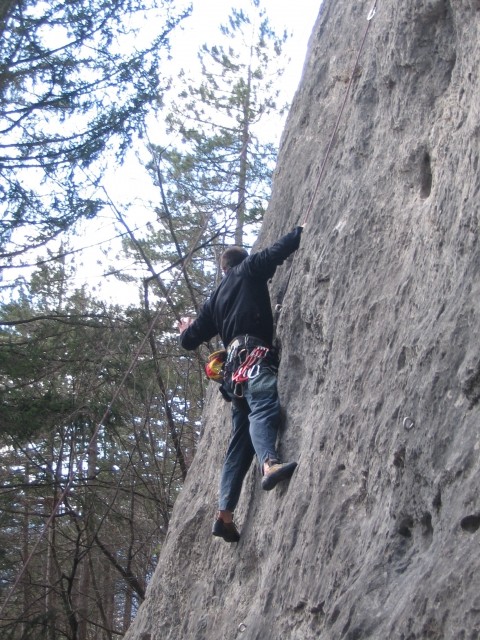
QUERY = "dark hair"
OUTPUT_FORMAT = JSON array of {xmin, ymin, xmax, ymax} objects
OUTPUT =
[{"xmin": 221, "ymin": 246, "xmax": 248, "ymax": 271}]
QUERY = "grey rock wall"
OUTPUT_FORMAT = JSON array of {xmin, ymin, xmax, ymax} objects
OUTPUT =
[{"xmin": 125, "ymin": 0, "xmax": 480, "ymax": 638}]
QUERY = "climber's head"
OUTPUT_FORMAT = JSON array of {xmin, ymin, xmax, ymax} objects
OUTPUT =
[{"xmin": 221, "ymin": 246, "xmax": 248, "ymax": 272}]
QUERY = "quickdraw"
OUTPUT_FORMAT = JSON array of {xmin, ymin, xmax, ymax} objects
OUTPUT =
[{"xmin": 231, "ymin": 346, "xmax": 269, "ymax": 385}]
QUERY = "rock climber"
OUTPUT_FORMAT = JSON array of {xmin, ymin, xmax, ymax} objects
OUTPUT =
[{"xmin": 178, "ymin": 226, "xmax": 304, "ymax": 543}]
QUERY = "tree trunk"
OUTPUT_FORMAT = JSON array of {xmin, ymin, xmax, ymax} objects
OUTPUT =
[
  {"xmin": 235, "ymin": 65, "xmax": 252, "ymax": 246},
  {"xmin": 123, "ymin": 480, "xmax": 137, "ymax": 632},
  {"xmin": 21, "ymin": 461, "xmax": 31, "ymax": 637},
  {"xmin": 77, "ymin": 430, "xmax": 98, "ymax": 640},
  {"xmin": 45, "ymin": 438, "xmax": 58, "ymax": 640}
]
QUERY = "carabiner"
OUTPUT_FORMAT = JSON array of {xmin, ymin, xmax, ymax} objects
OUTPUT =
[
  {"xmin": 237, "ymin": 348, "xmax": 248, "ymax": 364},
  {"xmin": 247, "ymin": 364, "xmax": 261, "ymax": 379},
  {"xmin": 234, "ymin": 383, "xmax": 244, "ymax": 398}
]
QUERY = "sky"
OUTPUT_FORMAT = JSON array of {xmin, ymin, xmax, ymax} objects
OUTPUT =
[
  {"xmin": 3, "ymin": 0, "xmax": 322, "ymax": 303},
  {"xmin": 170, "ymin": 0, "xmax": 321, "ymax": 110},
  {"xmin": 79, "ymin": 0, "xmax": 323, "ymax": 303}
]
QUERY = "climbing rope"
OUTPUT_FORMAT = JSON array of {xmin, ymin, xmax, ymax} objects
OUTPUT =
[
  {"xmin": 302, "ymin": 0, "xmax": 377, "ymax": 225},
  {"xmin": 275, "ymin": 0, "xmax": 378, "ymax": 324}
]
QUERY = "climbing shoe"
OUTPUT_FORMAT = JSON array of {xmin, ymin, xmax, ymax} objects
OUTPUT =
[
  {"xmin": 261, "ymin": 461, "xmax": 298, "ymax": 491},
  {"xmin": 212, "ymin": 518, "xmax": 240, "ymax": 543}
]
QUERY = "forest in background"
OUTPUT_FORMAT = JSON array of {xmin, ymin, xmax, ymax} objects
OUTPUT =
[{"xmin": 0, "ymin": 0, "xmax": 289, "ymax": 637}]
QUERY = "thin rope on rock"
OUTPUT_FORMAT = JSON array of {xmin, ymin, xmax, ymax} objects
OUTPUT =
[
  {"xmin": 274, "ymin": 1, "xmax": 378, "ymax": 328},
  {"xmin": 302, "ymin": 0, "xmax": 377, "ymax": 226}
]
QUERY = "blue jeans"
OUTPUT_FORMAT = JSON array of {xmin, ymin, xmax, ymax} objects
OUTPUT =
[{"xmin": 218, "ymin": 367, "xmax": 281, "ymax": 512}]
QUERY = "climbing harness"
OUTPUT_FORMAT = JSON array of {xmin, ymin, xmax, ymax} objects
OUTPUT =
[{"xmin": 223, "ymin": 336, "xmax": 272, "ymax": 398}]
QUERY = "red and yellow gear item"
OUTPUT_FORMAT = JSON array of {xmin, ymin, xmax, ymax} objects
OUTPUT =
[{"xmin": 204, "ymin": 349, "xmax": 227, "ymax": 383}]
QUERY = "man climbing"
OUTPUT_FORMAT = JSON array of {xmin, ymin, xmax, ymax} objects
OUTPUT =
[{"xmin": 178, "ymin": 226, "xmax": 304, "ymax": 543}]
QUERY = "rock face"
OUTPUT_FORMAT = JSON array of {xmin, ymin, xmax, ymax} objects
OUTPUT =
[{"xmin": 125, "ymin": 1, "xmax": 480, "ymax": 638}]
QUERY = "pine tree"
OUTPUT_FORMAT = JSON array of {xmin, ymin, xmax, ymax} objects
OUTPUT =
[
  {"xmin": 163, "ymin": 0, "xmax": 288, "ymax": 246},
  {"xmin": 0, "ymin": 0, "xmax": 189, "ymax": 261},
  {"xmin": 0, "ymin": 258, "xmax": 189, "ymax": 636}
]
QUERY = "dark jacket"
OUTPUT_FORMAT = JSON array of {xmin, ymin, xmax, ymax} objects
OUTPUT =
[{"xmin": 180, "ymin": 227, "xmax": 303, "ymax": 350}]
